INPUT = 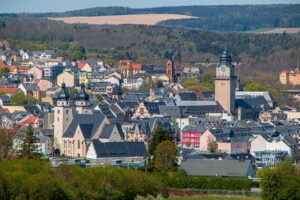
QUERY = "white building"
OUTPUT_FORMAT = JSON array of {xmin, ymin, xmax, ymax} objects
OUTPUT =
[
  {"xmin": 123, "ymin": 78, "xmax": 144, "ymax": 89},
  {"xmin": 250, "ymin": 134, "xmax": 296, "ymax": 156}
]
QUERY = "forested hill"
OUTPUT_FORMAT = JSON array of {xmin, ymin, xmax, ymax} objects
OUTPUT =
[{"xmin": 11, "ymin": 5, "xmax": 300, "ymax": 32}]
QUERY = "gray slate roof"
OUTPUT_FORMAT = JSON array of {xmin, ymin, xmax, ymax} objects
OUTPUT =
[
  {"xmin": 92, "ymin": 140, "xmax": 147, "ymax": 158},
  {"xmin": 63, "ymin": 114, "xmax": 106, "ymax": 139},
  {"xmin": 101, "ymin": 124, "xmax": 115, "ymax": 138},
  {"xmin": 177, "ymin": 92, "xmax": 198, "ymax": 101},
  {"xmin": 180, "ymin": 159, "xmax": 255, "ymax": 177},
  {"xmin": 158, "ymin": 105, "xmax": 180, "ymax": 117}
]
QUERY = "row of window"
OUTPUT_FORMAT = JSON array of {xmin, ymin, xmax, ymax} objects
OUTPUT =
[{"xmin": 63, "ymin": 140, "xmax": 84, "ymax": 149}]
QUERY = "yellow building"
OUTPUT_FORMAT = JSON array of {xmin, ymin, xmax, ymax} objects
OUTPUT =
[{"xmin": 79, "ymin": 73, "xmax": 89, "ymax": 85}]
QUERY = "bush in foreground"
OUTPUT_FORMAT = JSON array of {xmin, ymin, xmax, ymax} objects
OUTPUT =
[
  {"xmin": 0, "ymin": 159, "xmax": 162, "ymax": 200},
  {"xmin": 159, "ymin": 172, "xmax": 252, "ymax": 190}
]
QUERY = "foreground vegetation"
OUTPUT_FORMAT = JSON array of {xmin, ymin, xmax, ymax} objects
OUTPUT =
[
  {"xmin": 0, "ymin": 159, "xmax": 162, "ymax": 200},
  {"xmin": 169, "ymin": 196, "xmax": 259, "ymax": 200},
  {"xmin": 257, "ymin": 159, "xmax": 300, "ymax": 200},
  {"xmin": 0, "ymin": 127, "xmax": 299, "ymax": 200},
  {"xmin": 0, "ymin": 159, "xmax": 253, "ymax": 200}
]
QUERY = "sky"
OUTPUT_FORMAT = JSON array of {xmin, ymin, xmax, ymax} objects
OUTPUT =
[{"xmin": 1, "ymin": 0, "xmax": 300, "ymax": 13}]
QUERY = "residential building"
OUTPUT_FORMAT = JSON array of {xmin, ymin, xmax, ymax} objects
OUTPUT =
[
  {"xmin": 255, "ymin": 150, "xmax": 288, "ymax": 168},
  {"xmin": 279, "ymin": 68, "xmax": 300, "ymax": 85},
  {"xmin": 181, "ymin": 125, "xmax": 206, "ymax": 149},
  {"xmin": 259, "ymin": 110, "xmax": 287, "ymax": 123},
  {"xmin": 27, "ymin": 66, "xmax": 43, "ymax": 80}
]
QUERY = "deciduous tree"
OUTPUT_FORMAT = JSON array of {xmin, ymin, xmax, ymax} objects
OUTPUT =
[
  {"xmin": 257, "ymin": 158, "xmax": 300, "ymax": 200},
  {"xmin": 11, "ymin": 91, "xmax": 26, "ymax": 105},
  {"xmin": 154, "ymin": 140, "xmax": 177, "ymax": 172}
]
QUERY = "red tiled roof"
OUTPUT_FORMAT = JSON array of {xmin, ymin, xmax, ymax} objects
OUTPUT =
[
  {"xmin": 18, "ymin": 116, "xmax": 38, "ymax": 126},
  {"xmin": 0, "ymin": 88, "xmax": 18, "ymax": 94},
  {"xmin": 8, "ymin": 66, "xmax": 18, "ymax": 73},
  {"xmin": 119, "ymin": 61, "xmax": 142, "ymax": 71},
  {"xmin": 132, "ymin": 64, "xmax": 142, "ymax": 70},
  {"xmin": 0, "ymin": 61, "xmax": 7, "ymax": 68},
  {"xmin": 78, "ymin": 61, "xmax": 86, "ymax": 69}
]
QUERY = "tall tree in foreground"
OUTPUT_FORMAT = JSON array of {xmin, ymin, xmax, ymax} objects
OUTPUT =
[
  {"xmin": 0, "ymin": 129, "xmax": 13, "ymax": 160},
  {"xmin": 147, "ymin": 126, "xmax": 172, "ymax": 171},
  {"xmin": 154, "ymin": 140, "xmax": 177, "ymax": 172},
  {"xmin": 257, "ymin": 158, "xmax": 300, "ymax": 200},
  {"xmin": 20, "ymin": 125, "xmax": 38, "ymax": 158},
  {"xmin": 148, "ymin": 127, "xmax": 171, "ymax": 156}
]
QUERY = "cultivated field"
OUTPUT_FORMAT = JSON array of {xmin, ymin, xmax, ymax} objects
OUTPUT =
[{"xmin": 49, "ymin": 14, "xmax": 196, "ymax": 26}]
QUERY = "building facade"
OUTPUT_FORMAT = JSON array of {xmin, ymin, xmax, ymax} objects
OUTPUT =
[
  {"xmin": 181, "ymin": 125, "xmax": 206, "ymax": 149},
  {"xmin": 279, "ymin": 68, "xmax": 300, "ymax": 85},
  {"xmin": 214, "ymin": 50, "xmax": 236, "ymax": 115}
]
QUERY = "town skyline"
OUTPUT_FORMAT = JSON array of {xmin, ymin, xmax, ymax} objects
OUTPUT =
[{"xmin": 0, "ymin": 2, "xmax": 299, "ymax": 199}]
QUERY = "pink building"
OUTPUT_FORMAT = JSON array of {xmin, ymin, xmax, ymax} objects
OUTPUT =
[
  {"xmin": 181, "ymin": 125, "xmax": 206, "ymax": 149},
  {"xmin": 200, "ymin": 129, "xmax": 250, "ymax": 153}
]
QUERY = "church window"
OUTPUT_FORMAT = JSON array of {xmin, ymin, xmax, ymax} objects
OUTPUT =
[
  {"xmin": 57, "ymin": 110, "xmax": 60, "ymax": 114},
  {"xmin": 77, "ymin": 140, "xmax": 80, "ymax": 149},
  {"xmin": 140, "ymin": 108, "xmax": 144, "ymax": 114},
  {"xmin": 66, "ymin": 110, "xmax": 69, "ymax": 114}
]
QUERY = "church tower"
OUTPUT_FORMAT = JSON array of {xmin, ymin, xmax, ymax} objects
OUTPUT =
[
  {"xmin": 53, "ymin": 83, "xmax": 74, "ymax": 152},
  {"xmin": 166, "ymin": 59, "xmax": 175, "ymax": 82},
  {"xmin": 215, "ymin": 50, "xmax": 236, "ymax": 115},
  {"xmin": 75, "ymin": 83, "xmax": 89, "ymax": 114}
]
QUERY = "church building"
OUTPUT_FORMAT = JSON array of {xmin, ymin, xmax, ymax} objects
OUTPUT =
[{"xmin": 53, "ymin": 83, "xmax": 123, "ymax": 157}]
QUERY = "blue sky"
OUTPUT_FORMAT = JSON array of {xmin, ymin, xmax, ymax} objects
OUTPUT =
[{"xmin": 1, "ymin": 0, "xmax": 300, "ymax": 13}]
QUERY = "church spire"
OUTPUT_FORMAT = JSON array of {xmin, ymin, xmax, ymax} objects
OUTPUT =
[
  {"xmin": 57, "ymin": 82, "xmax": 69, "ymax": 101},
  {"xmin": 220, "ymin": 48, "xmax": 232, "ymax": 65}
]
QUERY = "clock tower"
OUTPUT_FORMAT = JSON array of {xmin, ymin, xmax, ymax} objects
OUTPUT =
[{"xmin": 215, "ymin": 50, "xmax": 236, "ymax": 115}]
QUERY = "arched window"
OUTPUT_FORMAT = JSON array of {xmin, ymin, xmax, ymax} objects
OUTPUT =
[{"xmin": 77, "ymin": 140, "xmax": 80, "ymax": 149}]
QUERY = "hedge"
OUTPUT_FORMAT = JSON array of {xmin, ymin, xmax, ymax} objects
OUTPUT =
[{"xmin": 158, "ymin": 172, "xmax": 252, "ymax": 190}]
